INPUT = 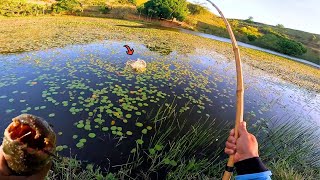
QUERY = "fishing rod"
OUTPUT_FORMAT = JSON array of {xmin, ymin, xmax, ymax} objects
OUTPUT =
[{"xmin": 205, "ymin": 1, "xmax": 244, "ymax": 180}]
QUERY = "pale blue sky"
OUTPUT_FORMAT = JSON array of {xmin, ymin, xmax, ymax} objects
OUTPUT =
[{"xmin": 188, "ymin": 0, "xmax": 320, "ymax": 34}]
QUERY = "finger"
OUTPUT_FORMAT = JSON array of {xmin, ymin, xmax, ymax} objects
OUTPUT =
[
  {"xmin": 224, "ymin": 148, "xmax": 235, "ymax": 155},
  {"xmin": 238, "ymin": 121, "xmax": 248, "ymax": 136},
  {"xmin": 0, "ymin": 146, "xmax": 13, "ymax": 176},
  {"xmin": 229, "ymin": 129, "xmax": 235, "ymax": 136},
  {"xmin": 225, "ymin": 141, "xmax": 236, "ymax": 150},
  {"xmin": 227, "ymin": 136, "xmax": 236, "ymax": 144},
  {"xmin": 249, "ymin": 134, "xmax": 257, "ymax": 142}
]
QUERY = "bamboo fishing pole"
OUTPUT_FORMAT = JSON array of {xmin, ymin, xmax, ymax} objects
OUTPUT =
[{"xmin": 205, "ymin": 1, "xmax": 244, "ymax": 180}]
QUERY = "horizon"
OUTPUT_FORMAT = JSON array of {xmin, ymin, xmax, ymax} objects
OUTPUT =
[{"xmin": 188, "ymin": 0, "xmax": 320, "ymax": 35}]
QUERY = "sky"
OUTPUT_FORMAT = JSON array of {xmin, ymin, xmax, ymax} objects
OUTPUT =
[{"xmin": 188, "ymin": 0, "xmax": 320, "ymax": 34}]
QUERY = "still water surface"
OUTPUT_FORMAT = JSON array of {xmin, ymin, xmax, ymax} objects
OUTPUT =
[{"xmin": 0, "ymin": 40, "xmax": 318, "ymax": 168}]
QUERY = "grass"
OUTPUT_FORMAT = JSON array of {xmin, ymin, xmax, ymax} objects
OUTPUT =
[
  {"xmin": 0, "ymin": 16, "xmax": 319, "ymax": 93},
  {"xmin": 46, "ymin": 103, "xmax": 320, "ymax": 179},
  {"xmin": 116, "ymin": 102, "xmax": 229, "ymax": 179},
  {"xmin": 46, "ymin": 101, "xmax": 229, "ymax": 179},
  {"xmin": 250, "ymin": 117, "xmax": 320, "ymax": 179}
]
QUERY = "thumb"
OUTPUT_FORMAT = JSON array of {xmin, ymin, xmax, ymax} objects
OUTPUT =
[{"xmin": 238, "ymin": 121, "xmax": 248, "ymax": 136}]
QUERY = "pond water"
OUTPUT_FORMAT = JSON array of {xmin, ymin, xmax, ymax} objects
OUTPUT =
[{"xmin": 0, "ymin": 40, "xmax": 319, "ymax": 169}]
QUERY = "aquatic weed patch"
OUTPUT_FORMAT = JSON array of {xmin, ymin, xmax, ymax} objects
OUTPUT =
[
  {"xmin": 0, "ymin": 41, "xmax": 240, "ymax": 170},
  {"xmin": 0, "ymin": 16, "xmax": 319, "ymax": 91}
]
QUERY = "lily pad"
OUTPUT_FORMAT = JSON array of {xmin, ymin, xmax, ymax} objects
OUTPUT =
[
  {"xmin": 136, "ymin": 139, "xmax": 144, "ymax": 145},
  {"xmin": 56, "ymin": 146, "xmax": 64, "ymax": 152},
  {"xmin": 164, "ymin": 158, "xmax": 170, "ymax": 164},
  {"xmin": 125, "ymin": 114, "xmax": 132, "ymax": 118},
  {"xmin": 149, "ymin": 148, "xmax": 156, "ymax": 155},
  {"xmin": 76, "ymin": 142, "xmax": 84, "ymax": 148},
  {"xmin": 116, "ymin": 131, "xmax": 123, "ymax": 136},
  {"xmin": 155, "ymin": 144, "xmax": 163, "ymax": 151},
  {"xmin": 77, "ymin": 123, "xmax": 84, "ymax": 128},
  {"xmin": 84, "ymin": 125, "xmax": 91, "ymax": 131},
  {"xmin": 130, "ymin": 148, "xmax": 136, "ymax": 153},
  {"xmin": 170, "ymin": 160, "xmax": 177, "ymax": 166},
  {"xmin": 135, "ymin": 122, "xmax": 143, "ymax": 127},
  {"xmin": 49, "ymin": 113, "xmax": 55, "ymax": 118},
  {"xmin": 142, "ymin": 129, "xmax": 147, "ymax": 134},
  {"xmin": 88, "ymin": 133, "xmax": 96, "ymax": 138}
]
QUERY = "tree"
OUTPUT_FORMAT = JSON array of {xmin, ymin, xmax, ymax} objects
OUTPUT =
[
  {"xmin": 277, "ymin": 38, "xmax": 307, "ymax": 56},
  {"xmin": 141, "ymin": 0, "xmax": 188, "ymax": 21},
  {"xmin": 245, "ymin": 16, "xmax": 254, "ymax": 23},
  {"xmin": 276, "ymin": 24, "xmax": 285, "ymax": 28},
  {"xmin": 247, "ymin": 34, "xmax": 258, "ymax": 41},
  {"xmin": 187, "ymin": 3, "xmax": 208, "ymax": 15},
  {"xmin": 52, "ymin": 0, "xmax": 83, "ymax": 13}
]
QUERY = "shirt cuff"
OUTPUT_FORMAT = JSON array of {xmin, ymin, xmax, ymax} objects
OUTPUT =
[
  {"xmin": 234, "ymin": 157, "xmax": 268, "ymax": 175},
  {"xmin": 235, "ymin": 171, "xmax": 272, "ymax": 180}
]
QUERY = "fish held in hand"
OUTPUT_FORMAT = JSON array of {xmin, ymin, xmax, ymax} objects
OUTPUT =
[{"xmin": 2, "ymin": 114, "xmax": 56, "ymax": 175}]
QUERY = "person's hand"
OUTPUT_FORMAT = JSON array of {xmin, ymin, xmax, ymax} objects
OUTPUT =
[
  {"xmin": 0, "ymin": 145, "xmax": 51, "ymax": 180},
  {"xmin": 224, "ymin": 121, "xmax": 259, "ymax": 163}
]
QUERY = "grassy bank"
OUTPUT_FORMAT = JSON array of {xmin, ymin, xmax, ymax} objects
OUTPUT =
[{"xmin": 0, "ymin": 16, "xmax": 319, "ymax": 93}]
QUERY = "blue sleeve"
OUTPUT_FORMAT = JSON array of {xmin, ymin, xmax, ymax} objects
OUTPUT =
[{"xmin": 235, "ymin": 171, "xmax": 272, "ymax": 180}]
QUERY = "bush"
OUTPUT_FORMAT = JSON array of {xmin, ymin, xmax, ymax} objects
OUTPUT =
[
  {"xmin": 52, "ymin": 0, "xmax": 83, "ymax": 14},
  {"xmin": 254, "ymin": 33, "xmax": 307, "ymax": 56},
  {"xmin": 247, "ymin": 34, "xmax": 258, "ymax": 41},
  {"xmin": 277, "ymin": 38, "xmax": 307, "ymax": 56},
  {"xmin": 187, "ymin": 3, "xmax": 208, "ymax": 15},
  {"xmin": 0, "ymin": 0, "xmax": 48, "ymax": 16},
  {"xmin": 79, "ymin": 0, "xmax": 105, "ymax": 6},
  {"xmin": 276, "ymin": 24, "xmax": 285, "ymax": 28},
  {"xmin": 245, "ymin": 16, "xmax": 254, "ymax": 23},
  {"xmin": 184, "ymin": 17, "xmax": 198, "ymax": 26},
  {"xmin": 239, "ymin": 26, "xmax": 259, "ymax": 36},
  {"xmin": 99, "ymin": 5, "xmax": 111, "ymax": 14},
  {"xmin": 116, "ymin": 0, "xmax": 137, "ymax": 5},
  {"xmin": 140, "ymin": 0, "xmax": 188, "ymax": 21}
]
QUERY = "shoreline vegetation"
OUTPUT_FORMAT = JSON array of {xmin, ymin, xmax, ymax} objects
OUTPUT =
[
  {"xmin": 0, "ymin": 16, "xmax": 319, "ymax": 93},
  {"xmin": 45, "ymin": 104, "xmax": 320, "ymax": 179}
]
